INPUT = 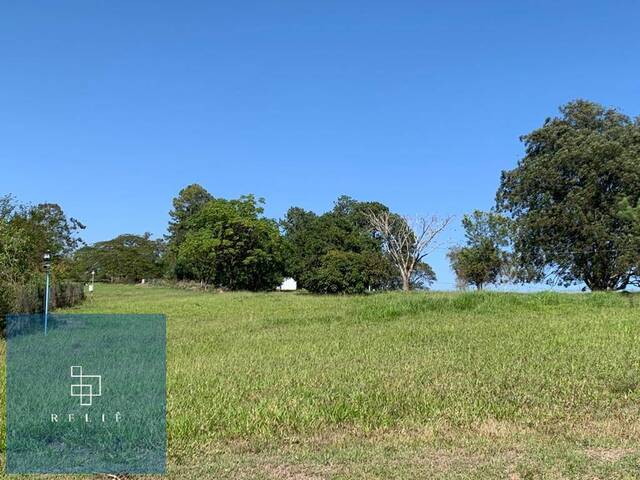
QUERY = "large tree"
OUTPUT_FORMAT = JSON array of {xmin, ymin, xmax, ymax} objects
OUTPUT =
[
  {"xmin": 167, "ymin": 184, "xmax": 213, "ymax": 248},
  {"xmin": 175, "ymin": 195, "xmax": 285, "ymax": 290},
  {"xmin": 73, "ymin": 233, "xmax": 164, "ymax": 283},
  {"xmin": 1, "ymin": 198, "xmax": 85, "ymax": 281},
  {"xmin": 496, "ymin": 100, "xmax": 640, "ymax": 290},
  {"xmin": 165, "ymin": 184, "xmax": 214, "ymax": 278},
  {"xmin": 0, "ymin": 196, "xmax": 85, "ymax": 318},
  {"xmin": 366, "ymin": 211, "xmax": 451, "ymax": 291},
  {"xmin": 282, "ymin": 196, "xmax": 435, "ymax": 293}
]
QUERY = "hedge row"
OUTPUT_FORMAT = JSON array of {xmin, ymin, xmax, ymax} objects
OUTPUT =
[
  {"xmin": 0, "ymin": 281, "xmax": 85, "ymax": 331},
  {"xmin": 12, "ymin": 281, "xmax": 85, "ymax": 313}
]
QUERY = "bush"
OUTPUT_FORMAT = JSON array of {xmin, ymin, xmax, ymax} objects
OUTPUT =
[
  {"xmin": 0, "ymin": 280, "xmax": 85, "ymax": 333},
  {"xmin": 12, "ymin": 281, "xmax": 85, "ymax": 313}
]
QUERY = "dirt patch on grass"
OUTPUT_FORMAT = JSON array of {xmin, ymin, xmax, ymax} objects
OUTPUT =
[
  {"xmin": 472, "ymin": 418, "xmax": 533, "ymax": 439},
  {"xmin": 263, "ymin": 462, "xmax": 332, "ymax": 480},
  {"xmin": 584, "ymin": 447, "xmax": 635, "ymax": 462}
]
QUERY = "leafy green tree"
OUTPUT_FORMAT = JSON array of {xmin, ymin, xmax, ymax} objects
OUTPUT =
[
  {"xmin": 174, "ymin": 230, "xmax": 219, "ymax": 285},
  {"xmin": 23, "ymin": 203, "xmax": 85, "ymax": 256},
  {"xmin": 0, "ymin": 196, "xmax": 30, "ymax": 285},
  {"xmin": 1, "ymin": 198, "xmax": 85, "ymax": 281},
  {"xmin": 460, "ymin": 210, "xmax": 511, "ymax": 249},
  {"xmin": 448, "ymin": 211, "xmax": 510, "ymax": 290},
  {"xmin": 282, "ymin": 196, "xmax": 435, "ymax": 293},
  {"xmin": 306, "ymin": 250, "xmax": 374, "ymax": 294},
  {"xmin": 0, "ymin": 195, "xmax": 86, "ymax": 319},
  {"xmin": 408, "ymin": 262, "xmax": 437, "ymax": 290},
  {"xmin": 496, "ymin": 100, "xmax": 640, "ymax": 290},
  {"xmin": 73, "ymin": 233, "xmax": 164, "ymax": 283},
  {"xmin": 175, "ymin": 195, "xmax": 285, "ymax": 290},
  {"xmin": 0, "ymin": 197, "xmax": 24, "ymax": 316},
  {"xmin": 167, "ymin": 184, "xmax": 214, "ymax": 245},
  {"xmin": 448, "ymin": 241, "xmax": 502, "ymax": 290},
  {"xmin": 165, "ymin": 183, "xmax": 214, "ymax": 277}
]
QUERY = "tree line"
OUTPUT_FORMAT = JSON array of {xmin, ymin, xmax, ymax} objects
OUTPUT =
[
  {"xmin": 0, "ymin": 198, "xmax": 85, "ymax": 319},
  {"xmin": 3, "ymin": 99, "xmax": 640, "ymax": 299},
  {"xmin": 72, "ymin": 190, "xmax": 447, "ymax": 293}
]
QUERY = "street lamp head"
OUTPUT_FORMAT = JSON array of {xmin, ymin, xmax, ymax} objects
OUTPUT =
[{"xmin": 43, "ymin": 252, "xmax": 52, "ymax": 270}]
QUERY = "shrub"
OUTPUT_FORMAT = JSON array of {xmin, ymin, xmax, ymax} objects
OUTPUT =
[{"xmin": 0, "ymin": 280, "xmax": 85, "ymax": 333}]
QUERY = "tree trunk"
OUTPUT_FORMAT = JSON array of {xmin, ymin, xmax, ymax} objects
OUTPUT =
[
  {"xmin": 402, "ymin": 273, "xmax": 411, "ymax": 292},
  {"xmin": 585, "ymin": 274, "xmax": 628, "ymax": 291}
]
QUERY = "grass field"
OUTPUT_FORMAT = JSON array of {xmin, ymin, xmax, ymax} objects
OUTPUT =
[{"xmin": 2, "ymin": 284, "xmax": 640, "ymax": 479}]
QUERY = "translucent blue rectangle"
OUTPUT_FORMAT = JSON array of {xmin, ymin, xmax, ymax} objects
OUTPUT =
[{"xmin": 6, "ymin": 314, "xmax": 166, "ymax": 474}]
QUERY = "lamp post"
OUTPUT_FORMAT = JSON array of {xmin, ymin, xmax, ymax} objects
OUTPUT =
[{"xmin": 43, "ymin": 252, "xmax": 51, "ymax": 335}]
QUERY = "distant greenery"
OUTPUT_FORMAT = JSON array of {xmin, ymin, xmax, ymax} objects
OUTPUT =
[
  {"xmin": 166, "ymin": 183, "xmax": 213, "ymax": 249},
  {"xmin": 163, "ymin": 185, "xmax": 287, "ymax": 290},
  {"xmin": 163, "ymin": 188, "xmax": 436, "ymax": 293},
  {"xmin": 282, "ymin": 196, "xmax": 435, "ymax": 293},
  {"xmin": 448, "ymin": 210, "xmax": 511, "ymax": 290},
  {"xmin": 72, "ymin": 233, "xmax": 164, "ymax": 283},
  {"xmin": 0, "ymin": 196, "xmax": 84, "ymax": 282},
  {"xmin": 5, "ymin": 99, "xmax": 640, "ymax": 295}
]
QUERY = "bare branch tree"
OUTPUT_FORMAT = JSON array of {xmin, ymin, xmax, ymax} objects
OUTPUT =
[{"xmin": 366, "ymin": 210, "xmax": 453, "ymax": 291}]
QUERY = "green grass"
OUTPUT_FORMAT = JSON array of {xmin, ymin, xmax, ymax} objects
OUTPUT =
[{"xmin": 2, "ymin": 285, "xmax": 640, "ymax": 478}]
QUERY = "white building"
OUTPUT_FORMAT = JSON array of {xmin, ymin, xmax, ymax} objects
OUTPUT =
[{"xmin": 277, "ymin": 277, "xmax": 297, "ymax": 291}]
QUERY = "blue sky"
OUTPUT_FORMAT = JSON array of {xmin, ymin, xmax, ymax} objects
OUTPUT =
[{"xmin": 2, "ymin": 1, "xmax": 639, "ymax": 289}]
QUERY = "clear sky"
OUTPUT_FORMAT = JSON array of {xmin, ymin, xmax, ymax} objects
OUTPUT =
[{"xmin": 2, "ymin": 1, "xmax": 639, "ymax": 290}]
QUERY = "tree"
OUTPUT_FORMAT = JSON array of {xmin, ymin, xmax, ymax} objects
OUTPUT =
[
  {"xmin": 0, "ymin": 196, "xmax": 27, "ymax": 316},
  {"xmin": 497, "ymin": 100, "xmax": 640, "ymax": 290},
  {"xmin": 167, "ymin": 184, "xmax": 213, "ymax": 248},
  {"xmin": 1, "ymin": 200, "xmax": 85, "ymax": 280},
  {"xmin": 366, "ymin": 210, "xmax": 452, "ymax": 291},
  {"xmin": 281, "ymin": 196, "xmax": 411, "ymax": 293},
  {"xmin": 72, "ymin": 233, "xmax": 164, "ymax": 283},
  {"xmin": 279, "ymin": 206, "xmax": 319, "ymax": 280},
  {"xmin": 174, "ymin": 230, "xmax": 219, "ymax": 286},
  {"xmin": 448, "ymin": 210, "xmax": 510, "ymax": 290},
  {"xmin": 175, "ymin": 195, "xmax": 285, "ymax": 290},
  {"xmin": 306, "ymin": 250, "xmax": 375, "ymax": 294},
  {"xmin": 0, "ymin": 196, "xmax": 86, "ymax": 320},
  {"xmin": 0, "ymin": 196, "xmax": 30, "ymax": 285},
  {"xmin": 448, "ymin": 241, "xmax": 502, "ymax": 291},
  {"xmin": 23, "ymin": 203, "xmax": 85, "ymax": 256},
  {"xmin": 381, "ymin": 260, "xmax": 436, "ymax": 291},
  {"xmin": 460, "ymin": 210, "xmax": 511, "ymax": 249}
]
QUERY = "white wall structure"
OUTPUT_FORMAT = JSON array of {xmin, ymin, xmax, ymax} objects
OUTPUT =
[{"xmin": 277, "ymin": 277, "xmax": 297, "ymax": 291}]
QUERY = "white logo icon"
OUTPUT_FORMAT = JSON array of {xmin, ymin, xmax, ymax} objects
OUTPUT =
[{"xmin": 70, "ymin": 366, "xmax": 102, "ymax": 406}]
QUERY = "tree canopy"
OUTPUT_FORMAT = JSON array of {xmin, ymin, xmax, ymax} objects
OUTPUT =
[
  {"xmin": 175, "ymin": 194, "xmax": 285, "ymax": 290},
  {"xmin": 448, "ymin": 210, "xmax": 510, "ymax": 290},
  {"xmin": 282, "ymin": 196, "xmax": 436, "ymax": 293},
  {"xmin": 0, "ymin": 196, "xmax": 86, "ymax": 318},
  {"xmin": 0, "ymin": 196, "xmax": 85, "ymax": 282},
  {"xmin": 366, "ymin": 210, "xmax": 450, "ymax": 291},
  {"xmin": 72, "ymin": 233, "xmax": 164, "ymax": 283},
  {"xmin": 496, "ymin": 100, "xmax": 640, "ymax": 290},
  {"xmin": 167, "ymin": 183, "xmax": 213, "ymax": 248}
]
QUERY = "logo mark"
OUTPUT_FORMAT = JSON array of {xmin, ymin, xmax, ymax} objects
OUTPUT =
[{"xmin": 70, "ymin": 366, "xmax": 102, "ymax": 406}]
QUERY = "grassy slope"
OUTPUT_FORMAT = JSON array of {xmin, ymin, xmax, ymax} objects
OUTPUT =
[{"xmin": 2, "ymin": 284, "xmax": 640, "ymax": 479}]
